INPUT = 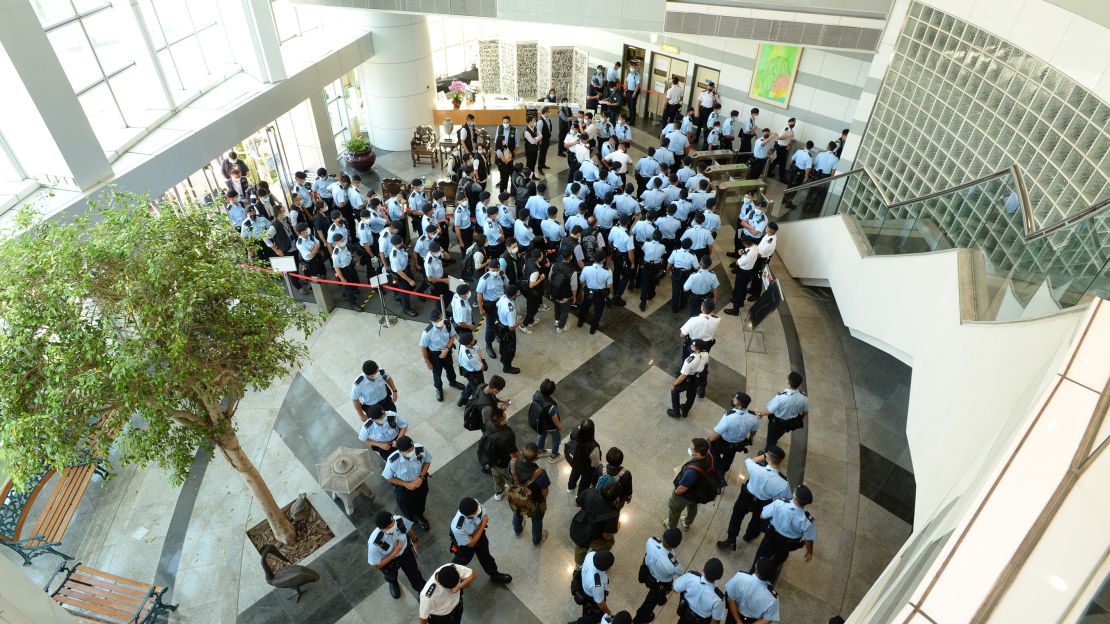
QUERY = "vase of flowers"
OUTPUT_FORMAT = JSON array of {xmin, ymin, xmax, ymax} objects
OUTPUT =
[{"xmin": 448, "ymin": 80, "xmax": 467, "ymax": 109}]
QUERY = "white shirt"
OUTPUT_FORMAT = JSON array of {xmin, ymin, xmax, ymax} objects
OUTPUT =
[
  {"xmin": 418, "ymin": 564, "xmax": 473, "ymax": 618},
  {"xmin": 680, "ymin": 313, "xmax": 720, "ymax": 341},
  {"xmin": 698, "ymin": 90, "xmax": 715, "ymax": 108},
  {"xmin": 777, "ymin": 126, "xmax": 795, "ymax": 147},
  {"xmin": 572, "ymin": 143, "xmax": 591, "ymax": 164},
  {"xmin": 604, "ymin": 151, "xmax": 631, "ymax": 174},
  {"xmin": 757, "ymin": 234, "xmax": 777, "ymax": 258},
  {"xmin": 737, "ymin": 247, "xmax": 759, "ymax": 271},
  {"xmin": 680, "ymin": 352, "xmax": 710, "ymax": 376},
  {"xmin": 666, "ymin": 84, "xmax": 683, "ymax": 105}
]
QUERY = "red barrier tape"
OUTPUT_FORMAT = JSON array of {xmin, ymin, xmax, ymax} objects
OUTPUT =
[{"xmin": 239, "ymin": 263, "xmax": 445, "ymax": 300}]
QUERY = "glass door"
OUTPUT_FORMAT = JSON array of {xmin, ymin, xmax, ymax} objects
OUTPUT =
[{"xmin": 646, "ymin": 53, "xmax": 689, "ymax": 123}]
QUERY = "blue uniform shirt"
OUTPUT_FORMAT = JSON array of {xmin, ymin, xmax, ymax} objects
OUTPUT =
[
  {"xmin": 525, "ymin": 196, "xmax": 549, "ymax": 221},
  {"xmin": 451, "ymin": 296, "xmax": 473, "ymax": 325},
  {"xmin": 792, "ymin": 148, "xmax": 814, "ymax": 170},
  {"xmin": 497, "ymin": 205, "xmax": 515, "ymax": 230},
  {"xmin": 614, "ymin": 122, "xmax": 632, "ymax": 141},
  {"xmin": 655, "ymin": 215, "xmax": 681, "ymax": 240},
  {"xmin": 753, "ymin": 137, "xmax": 773, "ymax": 159},
  {"xmin": 749, "ymin": 211, "xmax": 769, "ymax": 236},
  {"xmin": 476, "ymin": 271, "xmax": 508, "ymax": 302},
  {"xmin": 641, "ymin": 240, "xmax": 666, "ymax": 263},
  {"xmin": 614, "ymin": 194, "xmax": 639, "ymax": 217},
  {"xmin": 358, "ymin": 412, "xmax": 407, "ymax": 443},
  {"xmin": 635, "ymin": 157, "xmax": 660, "ymax": 178},
  {"xmin": 641, "ymin": 189, "xmax": 665, "ymax": 213},
  {"xmin": 644, "ymin": 536, "xmax": 684, "ymax": 582},
  {"xmin": 458, "ymin": 344, "xmax": 483, "ymax": 372},
  {"xmin": 680, "ymin": 116, "xmax": 695, "ymax": 135},
  {"xmin": 609, "ymin": 226, "xmax": 634, "ymax": 253},
  {"xmin": 496, "ymin": 295, "xmax": 518, "ymax": 326},
  {"xmin": 744, "ymin": 457, "xmax": 791, "ymax": 502},
  {"xmin": 689, "ymin": 190, "xmax": 714, "ymax": 212},
  {"xmin": 579, "ymin": 161, "xmax": 600, "ymax": 182},
  {"xmin": 714, "ymin": 408, "xmax": 760, "ymax": 444},
  {"xmin": 514, "ymin": 219, "xmax": 535, "ymax": 246},
  {"xmin": 563, "ymin": 195, "xmax": 583, "ymax": 217},
  {"xmin": 581, "ymin": 264, "xmax": 613, "ymax": 290},
  {"xmin": 312, "ymin": 177, "xmax": 333, "ymax": 200},
  {"xmin": 672, "ymin": 573, "xmax": 727, "ymax": 621},
  {"xmin": 684, "ymin": 268, "xmax": 719, "ymax": 295},
  {"xmin": 449, "ymin": 505, "xmax": 487, "ymax": 546},
  {"xmin": 424, "ymin": 252, "xmax": 444, "ymax": 279},
  {"xmin": 761, "ymin": 499, "xmax": 816, "ymax": 541},
  {"xmin": 483, "ymin": 219, "xmax": 503, "ymax": 244},
  {"xmin": 419, "ymin": 322, "xmax": 455, "ymax": 351},
  {"xmin": 673, "ymin": 199, "xmax": 694, "ymax": 222},
  {"xmin": 725, "ymin": 572, "xmax": 780, "ymax": 622},
  {"xmin": 626, "ymin": 69, "xmax": 641, "ymax": 92},
  {"xmin": 367, "ymin": 516, "xmax": 410, "ymax": 565},
  {"xmin": 332, "ymin": 244, "xmax": 353, "ymax": 269},
  {"xmin": 631, "ymin": 220, "xmax": 655, "ymax": 243},
  {"xmin": 667, "ymin": 248, "xmax": 698, "ymax": 271},
  {"xmin": 580, "ymin": 552, "xmax": 609, "ymax": 605},
  {"xmin": 565, "ymin": 214, "xmax": 588, "ymax": 234},
  {"xmin": 356, "ymin": 221, "xmax": 375, "ymax": 247},
  {"xmin": 296, "ymin": 235, "xmax": 319, "ymax": 261},
  {"xmin": 565, "ymin": 182, "xmax": 588, "ymax": 200},
  {"xmin": 766, "ymin": 387, "xmax": 810, "ymax": 421},
  {"xmin": 541, "ymin": 218, "xmax": 564, "ymax": 241},
  {"xmin": 454, "ymin": 204, "xmax": 472, "ymax": 230},
  {"xmin": 351, "ymin": 371, "xmax": 391, "ymax": 405},
  {"xmin": 413, "ymin": 234, "xmax": 434, "ymax": 259},
  {"xmin": 386, "ymin": 197, "xmax": 405, "ymax": 222},
  {"xmin": 388, "ymin": 247, "xmax": 409, "ymax": 273},
  {"xmin": 227, "ymin": 203, "xmax": 246, "ymax": 227},
  {"xmin": 702, "ymin": 211, "xmax": 722, "ymax": 234},
  {"xmin": 722, "ymin": 116, "xmax": 738, "ymax": 137},
  {"xmin": 382, "ymin": 445, "xmax": 432, "ymax": 482},
  {"xmin": 814, "ymin": 150, "xmax": 838, "ymax": 174},
  {"xmin": 681, "ymin": 226, "xmax": 714, "ymax": 251},
  {"xmin": 594, "ymin": 205, "xmax": 618, "ymax": 229},
  {"xmin": 685, "ymin": 174, "xmax": 708, "ymax": 191}
]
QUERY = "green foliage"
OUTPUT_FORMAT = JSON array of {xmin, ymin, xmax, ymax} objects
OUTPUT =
[
  {"xmin": 0, "ymin": 191, "xmax": 320, "ymax": 490},
  {"xmin": 343, "ymin": 137, "xmax": 372, "ymax": 154}
]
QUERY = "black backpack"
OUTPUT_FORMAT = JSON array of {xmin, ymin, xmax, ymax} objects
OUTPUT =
[
  {"xmin": 674, "ymin": 457, "xmax": 724, "ymax": 504},
  {"xmin": 549, "ymin": 261, "xmax": 573, "ymax": 300},
  {"xmin": 460, "ymin": 242, "xmax": 481, "ymax": 281},
  {"xmin": 527, "ymin": 396, "xmax": 555, "ymax": 433},
  {"xmin": 464, "ymin": 386, "xmax": 495, "ymax": 431}
]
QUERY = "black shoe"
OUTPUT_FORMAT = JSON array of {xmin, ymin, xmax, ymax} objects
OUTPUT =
[
  {"xmin": 667, "ymin": 409, "xmax": 680, "ymax": 419},
  {"xmin": 416, "ymin": 516, "xmax": 430, "ymax": 531},
  {"xmin": 730, "ymin": 267, "xmax": 740, "ymax": 273},
  {"xmin": 503, "ymin": 366, "xmax": 521, "ymax": 374},
  {"xmin": 726, "ymin": 252, "xmax": 740, "ymax": 258},
  {"xmin": 388, "ymin": 582, "xmax": 400, "ymax": 599},
  {"xmin": 456, "ymin": 396, "xmax": 466, "ymax": 407},
  {"xmin": 589, "ymin": 328, "xmax": 597, "ymax": 335},
  {"xmin": 611, "ymin": 298, "xmax": 626, "ymax": 307},
  {"xmin": 403, "ymin": 309, "xmax": 418, "ymax": 317},
  {"xmin": 639, "ymin": 300, "xmax": 647, "ymax": 311},
  {"xmin": 724, "ymin": 308, "xmax": 740, "ymax": 316},
  {"xmin": 697, "ymin": 389, "xmax": 705, "ymax": 399},
  {"xmin": 491, "ymin": 572, "xmax": 513, "ymax": 584},
  {"xmin": 481, "ymin": 464, "xmax": 491, "ymax": 474},
  {"xmin": 743, "ymin": 533, "xmax": 759, "ymax": 543},
  {"xmin": 488, "ymin": 350, "xmax": 497, "ymax": 359},
  {"xmin": 576, "ymin": 321, "xmax": 584, "ymax": 328},
  {"xmin": 716, "ymin": 538, "xmax": 736, "ymax": 551},
  {"xmin": 746, "ymin": 295, "xmax": 758, "ymax": 302},
  {"xmin": 435, "ymin": 388, "xmax": 444, "ymax": 402},
  {"xmin": 449, "ymin": 380, "xmax": 465, "ymax": 390}
]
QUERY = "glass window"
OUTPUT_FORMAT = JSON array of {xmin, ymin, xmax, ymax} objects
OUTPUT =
[
  {"xmin": 83, "ymin": 7, "xmax": 135, "ymax": 75},
  {"xmin": 138, "ymin": 0, "xmax": 236, "ymax": 102},
  {"xmin": 30, "ymin": 0, "xmax": 75, "ymax": 28},
  {"xmin": 48, "ymin": 23, "xmax": 101, "ymax": 93}
]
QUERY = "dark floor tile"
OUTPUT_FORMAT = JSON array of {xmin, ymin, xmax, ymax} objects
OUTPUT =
[
  {"xmin": 237, "ymin": 592, "xmax": 294, "ymax": 624},
  {"xmin": 859, "ymin": 444, "xmax": 915, "ymax": 525}
]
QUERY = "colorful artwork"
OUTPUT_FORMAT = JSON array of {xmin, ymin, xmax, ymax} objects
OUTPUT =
[{"xmin": 748, "ymin": 44, "xmax": 802, "ymax": 109}]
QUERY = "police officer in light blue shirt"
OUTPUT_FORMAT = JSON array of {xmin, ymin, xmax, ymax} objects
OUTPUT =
[
  {"xmin": 577, "ymin": 551, "xmax": 614, "ymax": 621},
  {"xmin": 814, "ymin": 141, "xmax": 839, "ymax": 178},
  {"xmin": 227, "ymin": 197, "xmax": 247, "ymax": 228},
  {"xmin": 668, "ymin": 239, "xmax": 699, "ymax": 313},
  {"xmin": 641, "ymin": 183, "xmax": 666, "ymax": 215},
  {"xmin": 455, "ymin": 331, "xmax": 486, "ymax": 405},
  {"xmin": 331, "ymin": 234, "xmax": 358, "ymax": 304},
  {"xmin": 526, "ymin": 190, "xmax": 550, "ymax": 223},
  {"xmin": 594, "ymin": 201, "xmax": 618, "ymax": 233},
  {"xmin": 673, "ymin": 196, "xmax": 694, "ymax": 223},
  {"xmin": 752, "ymin": 485, "xmax": 816, "ymax": 580},
  {"xmin": 449, "ymin": 497, "xmax": 513, "ymax": 583},
  {"xmin": 483, "ymin": 207, "xmax": 505, "ymax": 249},
  {"xmin": 451, "ymin": 283, "xmax": 477, "ymax": 333},
  {"xmin": 387, "ymin": 235, "xmax": 418, "ymax": 316},
  {"xmin": 676, "ymin": 161, "xmax": 696, "ymax": 185},
  {"xmin": 312, "ymin": 168, "xmax": 334, "ymax": 204},
  {"xmin": 681, "ymin": 214, "xmax": 716, "ymax": 261},
  {"xmin": 475, "ymin": 265, "xmax": 508, "ymax": 353},
  {"xmin": 689, "ymin": 185, "xmax": 715, "ymax": 213},
  {"xmin": 634, "ymin": 529, "xmax": 684, "ymax": 623},
  {"xmin": 719, "ymin": 445, "xmax": 792, "ymax": 549},
  {"xmin": 419, "ymin": 308, "xmax": 462, "ymax": 402},
  {"xmin": 790, "ymin": 141, "xmax": 815, "ymax": 186},
  {"xmin": 382, "ymin": 436, "xmax": 433, "ymax": 530},
  {"xmin": 635, "ymin": 151, "xmax": 660, "ymax": 180},
  {"xmin": 351, "ymin": 360, "xmax": 397, "ymax": 420},
  {"xmin": 359, "ymin": 405, "xmax": 408, "ymax": 461},
  {"xmin": 513, "ymin": 218, "xmax": 535, "ymax": 250},
  {"xmin": 673, "ymin": 558, "xmax": 727, "ymax": 623},
  {"xmin": 495, "ymin": 285, "xmax": 522, "ymax": 373},
  {"xmin": 683, "ymin": 255, "xmax": 719, "ymax": 317},
  {"xmin": 666, "ymin": 127, "xmax": 689, "ymax": 156},
  {"xmin": 655, "ymin": 206, "xmax": 682, "ymax": 249},
  {"xmin": 453, "ymin": 198, "xmax": 473, "ymax": 247},
  {"xmin": 592, "ymin": 177, "xmax": 614, "ymax": 202},
  {"xmin": 702, "ymin": 199, "xmax": 722, "ymax": 234},
  {"xmin": 367, "ymin": 510, "xmax": 426, "ymax": 599},
  {"xmin": 578, "ymin": 251, "xmax": 613, "ymax": 334},
  {"xmin": 708, "ymin": 392, "xmax": 760, "ymax": 478},
  {"xmin": 540, "ymin": 206, "xmax": 564, "ymax": 246},
  {"xmin": 579, "ymin": 158, "xmax": 600, "ymax": 183},
  {"xmin": 613, "ymin": 187, "xmax": 638, "ymax": 217},
  {"xmin": 565, "ymin": 213, "xmax": 589, "ymax": 235},
  {"xmin": 496, "ymin": 197, "xmax": 515, "ymax": 230},
  {"xmin": 565, "ymin": 180, "xmax": 588, "ymax": 200},
  {"xmin": 762, "ymin": 370, "xmax": 810, "ymax": 446},
  {"xmin": 563, "ymin": 190, "xmax": 584, "ymax": 217},
  {"xmin": 724, "ymin": 560, "xmax": 781, "ymax": 624}
]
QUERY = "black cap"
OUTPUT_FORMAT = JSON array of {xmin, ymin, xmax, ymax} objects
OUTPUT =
[
  {"xmin": 795, "ymin": 484, "xmax": 813, "ymax": 505},
  {"xmin": 703, "ymin": 558, "xmax": 724, "ymax": 582},
  {"xmin": 374, "ymin": 510, "xmax": 394, "ymax": 529},
  {"xmin": 662, "ymin": 528, "xmax": 683, "ymax": 548},
  {"xmin": 436, "ymin": 565, "xmax": 460, "ymax": 588},
  {"xmin": 592, "ymin": 551, "xmax": 615, "ymax": 570},
  {"xmin": 459, "ymin": 497, "xmax": 479, "ymax": 515},
  {"xmin": 396, "ymin": 436, "xmax": 414, "ymax": 452}
]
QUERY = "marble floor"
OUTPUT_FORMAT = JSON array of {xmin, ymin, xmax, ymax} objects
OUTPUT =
[{"xmin": 3, "ymin": 120, "xmax": 915, "ymax": 623}]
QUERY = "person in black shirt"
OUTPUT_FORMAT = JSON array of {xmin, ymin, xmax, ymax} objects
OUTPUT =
[
  {"xmin": 481, "ymin": 408, "xmax": 520, "ymax": 501},
  {"xmin": 592, "ymin": 447, "xmax": 633, "ymax": 508}
]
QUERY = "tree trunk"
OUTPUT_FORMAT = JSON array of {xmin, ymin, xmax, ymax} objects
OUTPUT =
[{"xmin": 215, "ymin": 428, "xmax": 297, "ymax": 544}]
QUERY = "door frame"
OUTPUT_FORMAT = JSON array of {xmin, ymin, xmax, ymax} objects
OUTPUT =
[
  {"xmin": 646, "ymin": 52, "xmax": 689, "ymax": 123},
  {"xmin": 688, "ymin": 63, "xmax": 721, "ymax": 112}
]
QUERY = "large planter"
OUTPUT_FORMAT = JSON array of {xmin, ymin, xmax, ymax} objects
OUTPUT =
[{"xmin": 347, "ymin": 148, "xmax": 376, "ymax": 172}]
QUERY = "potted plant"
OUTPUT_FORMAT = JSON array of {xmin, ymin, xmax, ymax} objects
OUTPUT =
[
  {"xmin": 343, "ymin": 136, "xmax": 376, "ymax": 172},
  {"xmin": 448, "ymin": 80, "xmax": 467, "ymax": 109}
]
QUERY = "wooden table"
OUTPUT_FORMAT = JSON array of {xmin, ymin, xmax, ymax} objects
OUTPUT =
[{"xmin": 433, "ymin": 102, "xmax": 526, "ymax": 126}]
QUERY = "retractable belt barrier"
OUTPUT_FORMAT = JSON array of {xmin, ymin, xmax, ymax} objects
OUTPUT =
[{"xmin": 239, "ymin": 263, "xmax": 444, "ymax": 300}]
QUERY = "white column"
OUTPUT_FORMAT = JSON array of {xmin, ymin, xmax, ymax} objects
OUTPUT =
[
  {"xmin": 357, "ymin": 12, "xmax": 434, "ymax": 151},
  {"xmin": 310, "ymin": 92, "xmax": 341, "ymax": 169},
  {"xmin": 0, "ymin": 0, "xmax": 112, "ymax": 189}
]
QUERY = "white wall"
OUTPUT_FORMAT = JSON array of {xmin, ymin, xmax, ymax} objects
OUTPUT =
[{"xmin": 776, "ymin": 214, "xmax": 1085, "ymax": 525}]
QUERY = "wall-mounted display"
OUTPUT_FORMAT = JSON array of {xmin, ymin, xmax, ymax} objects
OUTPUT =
[{"xmin": 748, "ymin": 43, "xmax": 803, "ymax": 109}]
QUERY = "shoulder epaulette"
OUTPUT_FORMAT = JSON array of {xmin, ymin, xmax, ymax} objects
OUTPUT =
[
  {"xmin": 424, "ymin": 583, "xmax": 437, "ymax": 597},
  {"xmin": 713, "ymin": 586, "xmax": 725, "ymax": 599},
  {"xmin": 455, "ymin": 515, "xmax": 465, "ymax": 529},
  {"xmin": 355, "ymin": 375, "xmax": 365, "ymax": 384},
  {"xmin": 387, "ymin": 451, "xmax": 401, "ymax": 462},
  {"xmin": 805, "ymin": 511, "xmax": 814, "ymax": 522}
]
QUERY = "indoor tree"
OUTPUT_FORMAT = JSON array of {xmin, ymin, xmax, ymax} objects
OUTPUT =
[{"xmin": 0, "ymin": 192, "xmax": 319, "ymax": 543}]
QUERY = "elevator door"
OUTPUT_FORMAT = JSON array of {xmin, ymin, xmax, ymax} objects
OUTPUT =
[{"xmin": 646, "ymin": 53, "xmax": 689, "ymax": 123}]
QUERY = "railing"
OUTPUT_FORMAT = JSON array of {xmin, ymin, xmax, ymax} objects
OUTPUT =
[{"xmin": 774, "ymin": 166, "xmax": 1108, "ymax": 322}]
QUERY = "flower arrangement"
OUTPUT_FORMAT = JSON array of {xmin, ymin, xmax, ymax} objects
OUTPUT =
[{"xmin": 448, "ymin": 80, "xmax": 468, "ymax": 104}]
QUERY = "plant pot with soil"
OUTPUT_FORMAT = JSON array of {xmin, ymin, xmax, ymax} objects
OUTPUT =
[{"xmin": 344, "ymin": 137, "xmax": 376, "ymax": 172}]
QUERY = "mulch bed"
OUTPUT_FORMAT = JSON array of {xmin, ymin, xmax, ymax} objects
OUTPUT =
[{"xmin": 246, "ymin": 497, "xmax": 335, "ymax": 572}]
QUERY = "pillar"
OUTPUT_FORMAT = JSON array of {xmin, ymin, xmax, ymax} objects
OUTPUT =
[
  {"xmin": 310, "ymin": 92, "xmax": 341, "ymax": 170},
  {"xmin": 357, "ymin": 12, "xmax": 434, "ymax": 151}
]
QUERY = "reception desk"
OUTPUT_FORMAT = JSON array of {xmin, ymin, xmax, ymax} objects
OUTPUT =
[{"xmin": 433, "ymin": 101, "xmax": 526, "ymax": 125}]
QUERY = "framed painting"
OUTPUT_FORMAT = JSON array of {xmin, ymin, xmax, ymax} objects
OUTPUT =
[{"xmin": 748, "ymin": 44, "xmax": 803, "ymax": 109}]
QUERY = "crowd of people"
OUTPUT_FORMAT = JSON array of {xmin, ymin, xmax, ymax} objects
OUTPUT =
[{"xmin": 217, "ymin": 59, "xmax": 854, "ymax": 624}]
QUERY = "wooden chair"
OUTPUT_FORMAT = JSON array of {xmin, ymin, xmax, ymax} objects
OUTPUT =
[
  {"xmin": 438, "ymin": 181, "xmax": 458, "ymax": 208},
  {"xmin": 410, "ymin": 125, "xmax": 439, "ymax": 167},
  {"xmin": 1, "ymin": 463, "xmax": 102, "ymax": 566},
  {"xmin": 46, "ymin": 561, "xmax": 177, "ymax": 624},
  {"xmin": 380, "ymin": 178, "xmax": 404, "ymax": 200}
]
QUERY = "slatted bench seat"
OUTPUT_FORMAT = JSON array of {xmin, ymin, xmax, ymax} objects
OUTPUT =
[
  {"xmin": 46, "ymin": 562, "xmax": 177, "ymax": 624},
  {"xmin": 0, "ymin": 463, "xmax": 99, "ymax": 565}
]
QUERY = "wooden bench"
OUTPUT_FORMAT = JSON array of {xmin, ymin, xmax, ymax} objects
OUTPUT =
[
  {"xmin": 0, "ymin": 463, "xmax": 100, "ymax": 566},
  {"xmin": 46, "ymin": 561, "xmax": 177, "ymax": 624}
]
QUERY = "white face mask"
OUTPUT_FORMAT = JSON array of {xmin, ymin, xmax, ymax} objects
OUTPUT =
[
  {"xmin": 687, "ymin": 447, "xmax": 694, "ymax": 458},
  {"xmin": 502, "ymin": 123, "xmax": 510, "ymax": 129},
  {"xmin": 433, "ymin": 320, "xmax": 445, "ymax": 329}
]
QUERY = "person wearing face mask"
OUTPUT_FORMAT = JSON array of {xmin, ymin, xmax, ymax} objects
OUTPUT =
[
  {"xmin": 418, "ymin": 563, "xmax": 475, "ymax": 624},
  {"xmin": 326, "ymin": 209, "xmax": 348, "ymax": 253},
  {"xmin": 739, "ymin": 108, "xmax": 760, "ymax": 154},
  {"xmin": 577, "ymin": 250, "xmax": 614, "ymax": 335},
  {"xmin": 368, "ymin": 510, "xmax": 426, "ymax": 600},
  {"xmin": 666, "ymin": 437, "xmax": 715, "ymax": 530},
  {"xmin": 457, "ymin": 114, "xmax": 477, "ymax": 155},
  {"xmin": 448, "ymin": 497, "xmax": 513, "ymax": 585},
  {"xmin": 721, "ymin": 110, "xmax": 739, "ymax": 151},
  {"xmin": 451, "ymin": 283, "xmax": 477, "ymax": 334},
  {"xmin": 425, "ymin": 241, "xmax": 452, "ymax": 313},
  {"xmin": 220, "ymin": 150, "xmax": 250, "ymax": 179},
  {"xmin": 331, "ymin": 233, "xmax": 359, "ymax": 305},
  {"xmin": 813, "ymin": 141, "xmax": 840, "ymax": 180},
  {"xmin": 495, "ymin": 116, "xmax": 517, "ymax": 154},
  {"xmin": 751, "ymin": 485, "xmax": 817, "ymax": 584},
  {"xmin": 475, "ymin": 260, "xmax": 509, "ymax": 356},
  {"xmin": 537, "ymin": 106, "xmax": 553, "ymax": 173},
  {"xmin": 717, "ymin": 445, "xmax": 789, "ymax": 552},
  {"xmin": 225, "ymin": 167, "xmax": 251, "ymax": 209},
  {"xmin": 523, "ymin": 117, "xmax": 540, "ymax": 176},
  {"xmin": 748, "ymin": 128, "xmax": 779, "ymax": 180},
  {"xmin": 669, "ymin": 339, "xmax": 710, "ymax": 420},
  {"xmin": 388, "ymin": 234, "xmax": 419, "ymax": 317},
  {"xmin": 739, "ymin": 200, "xmax": 769, "ymax": 245},
  {"xmin": 673, "ymin": 557, "xmax": 727, "ymax": 624},
  {"xmin": 544, "ymin": 88, "xmax": 558, "ymax": 103},
  {"xmin": 351, "ymin": 359, "xmax": 399, "ymax": 420},
  {"xmin": 359, "ymin": 404, "xmax": 407, "ymax": 463},
  {"xmin": 624, "ymin": 61, "xmax": 641, "ymax": 124},
  {"xmin": 420, "ymin": 307, "xmax": 465, "ymax": 402},
  {"xmin": 773, "ymin": 118, "xmax": 797, "ymax": 182},
  {"xmin": 455, "ymin": 331, "xmax": 487, "ymax": 406},
  {"xmin": 495, "ymin": 284, "xmax": 523, "ymax": 374},
  {"xmin": 694, "ymin": 80, "xmax": 719, "ymax": 145},
  {"xmin": 383, "ymin": 435, "xmax": 434, "ymax": 531}
]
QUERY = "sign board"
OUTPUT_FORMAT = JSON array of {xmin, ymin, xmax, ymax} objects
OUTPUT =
[
  {"xmin": 746, "ymin": 279, "xmax": 783, "ymax": 330},
  {"xmin": 269, "ymin": 256, "xmax": 297, "ymax": 273}
]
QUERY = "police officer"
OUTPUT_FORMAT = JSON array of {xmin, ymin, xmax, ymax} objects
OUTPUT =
[
  {"xmin": 739, "ymin": 201, "xmax": 769, "ymax": 244},
  {"xmin": 670, "ymin": 340, "xmax": 709, "ymax": 419},
  {"xmin": 388, "ymin": 234, "xmax": 419, "ymax": 317},
  {"xmin": 359, "ymin": 404, "xmax": 408, "ymax": 462},
  {"xmin": 667, "ymin": 239, "xmax": 698, "ymax": 314},
  {"xmin": 680, "ymin": 299, "xmax": 720, "ymax": 397},
  {"xmin": 681, "ymin": 213, "xmax": 716, "ymax": 263},
  {"xmin": 420, "ymin": 308, "xmax": 465, "ymax": 402},
  {"xmin": 724, "ymin": 559, "xmax": 780, "ymax": 624},
  {"xmin": 577, "ymin": 251, "xmax": 614, "ymax": 335},
  {"xmin": 751, "ymin": 485, "xmax": 816, "ymax": 582},
  {"xmin": 683, "ymin": 256, "xmax": 719, "ymax": 318},
  {"xmin": 425, "ymin": 242, "xmax": 452, "ymax": 313},
  {"xmin": 573, "ymin": 550, "xmax": 615, "ymax": 624},
  {"xmin": 351, "ymin": 360, "xmax": 399, "ymax": 420},
  {"xmin": 708, "ymin": 393, "xmax": 760, "ymax": 480},
  {"xmin": 475, "ymin": 262, "xmax": 509, "ymax": 356},
  {"xmin": 331, "ymin": 233, "xmax": 358, "ymax": 305},
  {"xmin": 673, "ymin": 558, "xmax": 727, "ymax": 624},
  {"xmin": 638, "ymin": 231, "xmax": 666, "ymax": 311},
  {"xmin": 382, "ymin": 436, "xmax": 433, "ymax": 531},
  {"xmin": 449, "ymin": 497, "xmax": 513, "ymax": 584},
  {"xmin": 725, "ymin": 238, "xmax": 759, "ymax": 316},
  {"xmin": 762, "ymin": 371, "xmax": 810, "ymax": 447},
  {"xmin": 295, "ymin": 222, "xmax": 325, "ymax": 279},
  {"xmin": 746, "ymin": 223, "xmax": 778, "ymax": 302},
  {"xmin": 789, "ymin": 140, "xmax": 815, "ymax": 187},
  {"xmin": 633, "ymin": 528, "xmax": 684, "ymax": 624},
  {"xmin": 608, "ymin": 215, "xmax": 635, "ymax": 306},
  {"xmin": 813, "ymin": 142, "xmax": 839, "ymax": 179},
  {"xmin": 717, "ymin": 445, "xmax": 789, "ymax": 551},
  {"xmin": 495, "ymin": 284, "xmax": 523, "ymax": 374},
  {"xmin": 452, "ymin": 284, "xmax": 478, "ymax": 334},
  {"xmin": 418, "ymin": 563, "xmax": 474, "ymax": 624},
  {"xmin": 456, "ymin": 331, "xmax": 486, "ymax": 407},
  {"xmin": 368, "ymin": 510, "xmax": 427, "ymax": 600}
]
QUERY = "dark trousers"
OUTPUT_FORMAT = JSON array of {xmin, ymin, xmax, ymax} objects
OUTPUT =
[
  {"xmin": 766, "ymin": 416, "xmax": 800, "ymax": 448},
  {"xmin": 639, "ymin": 263, "xmax": 661, "ymax": 301},
  {"xmin": 523, "ymin": 290, "xmax": 542, "ymax": 326},
  {"xmin": 497, "ymin": 325, "xmax": 517, "ymax": 368},
  {"xmin": 688, "ymin": 292, "xmax": 711, "ymax": 318},
  {"xmin": 460, "ymin": 369, "xmax": 484, "ymax": 403},
  {"xmin": 380, "ymin": 544, "xmax": 426, "ymax": 593},
  {"xmin": 393, "ymin": 479, "xmax": 429, "ymax": 523},
  {"xmin": 670, "ymin": 375, "xmax": 698, "ymax": 417},
  {"xmin": 748, "ymin": 157, "xmax": 767, "ymax": 179},
  {"xmin": 726, "ymin": 485, "xmax": 772, "ymax": 543},
  {"xmin": 661, "ymin": 103, "xmax": 680, "ymax": 127},
  {"xmin": 710, "ymin": 437, "xmax": 747, "ymax": 479},
  {"xmin": 497, "ymin": 162, "xmax": 513, "ymax": 193},
  {"xmin": 612, "ymin": 254, "xmax": 630, "ymax": 299},
  {"xmin": 739, "ymin": 134, "xmax": 753, "ymax": 154},
  {"xmin": 451, "ymin": 533, "xmax": 500, "ymax": 575},
  {"xmin": 626, "ymin": 90, "xmax": 639, "ymax": 122},
  {"xmin": 483, "ymin": 301, "xmax": 499, "ymax": 350},
  {"xmin": 576, "ymin": 289, "xmax": 607, "ymax": 332},
  {"xmin": 389, "ymin": 271, "xmax": 413, "ymax": 312},
  {"xmin": 695, "ymin": 109, "xmax": 711, "ymax": 144},
  {"xmin": 731, "ymin": 268, "xmax": 753, "ymax": 309},
  {"xmin": 431, "ymin": 281, "xmax": 452, "ymax": 317},
  {"xmin": 748, "ymin": 256, "xmax": 769, "ymax": 299},
  {"xmin": 554, "ymin": 297, "xmax": 572, "ymax": 329},
  {"xmin": 773, "ymin": 145, "xmax": 790, "ymax": 180},
  {"xmin": 429, "ymin": 348, "xmax": 458, "ymax": 390},
  {"xmin": 538, "ymin": 139, "xmax": 550, "ymax": 169},
  {"xmin": 680, "ymin": 340, "xmax": 709, "ymax": 396},
  {"xmin": 427, "ymin": 599, "xmax": 464, "ymax": 624},
  {"xmin": 458, "ymin": 226, "xmax": 474, "ymax": 254},
  {"xmin": 558, "ymin": 122, "xmax": 569, "ymax": 155},
  {"xmin": 336, "ymin": 266, "xmax": 358, "ymax": 304},
  {"xmin": 525, "ymin": 146, "xmax": 538, "ymax": 171},
  {"xmin": 576, "ymin": 601, "xmax": 604, "ymax": 624},
  {"xmin": 567, "ymin": 462, "xmax": 595, "ymax": 494},
  {"xmin": 752, "ymin": 527, "xmax": 802, "ymax": 583},
  {"xmin": 633, "ymin": 581, "xmax": 671, "ymax": 623}
]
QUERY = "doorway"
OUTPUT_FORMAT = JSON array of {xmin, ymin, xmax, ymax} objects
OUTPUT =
[
  {"xmin": 646, "ymin": 53, "xmax": 689, "ymax": 124},
  {"xmin": 621, "ymin": 44, "xmax": 646, "ymax": 119},
  {"xmin": 688, "ymin": 64, "xmax": 721, "ymax": 111}
]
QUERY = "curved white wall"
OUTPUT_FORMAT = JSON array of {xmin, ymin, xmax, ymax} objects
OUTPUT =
[{"xmin": 357, "ymin": 12, "xmax": 434, "ymax": 152}]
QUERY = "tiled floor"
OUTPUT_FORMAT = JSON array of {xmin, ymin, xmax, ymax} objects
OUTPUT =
[{"xmin": 3, "ymin": 121, "xmax": 916, "ymax": 624}]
